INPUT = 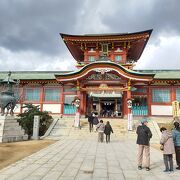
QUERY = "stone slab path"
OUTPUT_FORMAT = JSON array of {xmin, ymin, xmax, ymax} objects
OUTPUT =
[{"xmin": 0, "ymin": 135, "xmax": 180, "ymax": 180}]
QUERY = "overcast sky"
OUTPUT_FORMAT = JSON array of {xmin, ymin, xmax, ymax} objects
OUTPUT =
[{"xmin": 0, "ymin": 0, "xmax": 180, "ymax": 71}]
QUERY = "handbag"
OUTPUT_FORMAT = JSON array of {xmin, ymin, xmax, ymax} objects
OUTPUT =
[
  {"xmin": 160, "ymin": 137, "xmax": 169, "ymax": 151},
  {"xmin": 160, "ymin": 144, "xmax": 164, "ymax": 151}
]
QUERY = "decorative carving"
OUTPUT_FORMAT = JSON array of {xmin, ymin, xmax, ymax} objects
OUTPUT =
[
  {"xmin": 86, "ymin": 73, "xmax": 120, "ymax": 80},
  {"xmin": 94, "ymin": 68, "xmax": 112, "ymax": 74}
]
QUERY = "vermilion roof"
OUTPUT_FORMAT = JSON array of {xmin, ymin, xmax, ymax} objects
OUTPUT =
[{"xmin": 60, "ymin": 29, "xmax": 153, "ymax": 62}]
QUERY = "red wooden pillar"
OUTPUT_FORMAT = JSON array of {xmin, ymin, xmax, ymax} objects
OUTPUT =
[
  {"xmin": 40, "ymin": 85, "xmax": 44, "ymax": 111},
  {"xmin": 171, "ymin": 86, "xmax": 176, "ymax": 102},
  {"xmin": 122, "ymin": 92, "xmax": 127, "ymax": 117},
  {"xmin": 81, "ymin": 91, "xmax": 86, "ymax": 115},
  {"xmin": 84, "ymin": 50, "xmax": 88, "ymax": 62}
]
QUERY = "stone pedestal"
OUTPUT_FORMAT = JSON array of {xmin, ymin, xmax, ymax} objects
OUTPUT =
[{"xmin": 0, "ymin": 116, "xmax": 28, "ymax": 143}]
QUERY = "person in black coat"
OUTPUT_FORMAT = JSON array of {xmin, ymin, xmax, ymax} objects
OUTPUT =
[
  {"xmin": 136, "ymin": 118, "xmax": 152, "ymax": 171},
  {"xmin": 104, "ymin": 121, "xmax": 113, "ymax": 143},
  {"xmin": 88, "ymin": 113, "xmax": 94, "ymax": 132},
  {"xmin": 92, "ymin": 112, "xmax": 99, "ymax": 126}
]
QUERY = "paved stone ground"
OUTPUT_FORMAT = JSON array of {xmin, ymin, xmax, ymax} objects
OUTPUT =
[{"xmin": 0, "ymin": 135, "xmax": 180, "ymax": 180}]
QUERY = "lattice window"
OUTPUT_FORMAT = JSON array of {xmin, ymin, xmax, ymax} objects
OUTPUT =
[
  {"xmin": 152, "ymin": 89, "xmax": 170, "ymax": 103},
  {"xmin": 101, "ymin": 44, "xmax": 108, "ymax": 56},
  {"xmin": 88, "ymin": 56, "xmax": 95, "ymax": 62},
  {"xmin": 64, "ymin": 95, "xmax": 76, "ymax": 105},
  {"xmin": 115, "ymin": 55, "xmax": 122, "ymax": 62},
  {"xmin": 25, "ymin": 88, "xmax": 40, "ymax": 101},
  {"xmin": 176, "ymin": 89, "xmax": 180, "ymax": 101},
  {"xmin": 133, "ymin": 88, "xmax": 146, "ymax": 93},
  {"xmin": 44, "ymin": 88, "xmax": 60, "ymax": 102}
]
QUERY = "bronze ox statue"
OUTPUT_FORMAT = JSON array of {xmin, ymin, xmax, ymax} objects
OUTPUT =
[
  {"xmin": 0, "ymin": 72, "xmax": 20, "ymax": 116},
  {"xmin": 0, "ymin": 91, "xmax": 18, "ymax": 116}
]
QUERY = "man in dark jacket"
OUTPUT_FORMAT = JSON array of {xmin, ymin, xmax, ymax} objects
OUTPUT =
[
  {"xmin": 88, "ymin": 113, "xmax": 94, "ymax": 132},
  {"xmin": 104, "ymin": 121, "xmax": 113, "ymax": 143},
  {"xmin": 136, "ymin": 118, "xmax": 152, "ymax": 171}
]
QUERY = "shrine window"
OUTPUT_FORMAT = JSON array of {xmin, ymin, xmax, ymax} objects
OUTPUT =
[
  {"xmin": 175, "ymin": 89, "xmax": 180, "ymax": 101},
  {"xmin": 152, "ymin": 89, "xmax": 171, "ymax": 103},
  {"xmin": 25, "ymin": 88, "xmax": 40, "ymax": 101},
  {"xmin": 88, "ymin": 56, "xmax": 95, "ymax": 62},
  {"xmin": 64, "ymin": 86, "xmax": 76, "ymax": 92},
  {"xmin": 133, "ymin": 88, "xmax": 146, "ymax": 93},
  {"xmin": 44, "ymin": 88, "xmax": 61, "ymax": 102},
  {"xmin": 101, "ymin": 43, "xmax": 108, "ymax": 56},
  {"xmin": 115, "ymin": 55, "xmax": 122, "ymax": 62}
]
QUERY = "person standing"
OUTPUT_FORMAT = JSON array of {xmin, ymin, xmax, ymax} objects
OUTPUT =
[
  {"xmin": 104, "ymin": 121, "xmax": 113, "ymax": 143},
  {"xmin": 160, "ymin": 127, "xmax": 175, "ymax": 172},
  {"xmin": 88, "ymin": 113, "xmax": 94, "ymax": 132},
  {"xmin": 136, "ymin": 118, "xmax": 152, "ymax": 171},
  {"xmin": 96, "ymin": 120, "xmax": 105, "ymax": 142},
  {"xmin": 93, "ymin": 112, "xmax": 99, "ymax": 126},
  {"xmin": 172, "ymin": 122, "xmax": 180, "ymax": 170}
]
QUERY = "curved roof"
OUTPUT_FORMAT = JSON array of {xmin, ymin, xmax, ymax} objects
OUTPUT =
[
  {"xmin": 60, "ymin": 29, "xmax": 153, "ymax": 62},
  {"xmin": 55, "ymin": 61, "xmax": 155, "ymax": 82}
]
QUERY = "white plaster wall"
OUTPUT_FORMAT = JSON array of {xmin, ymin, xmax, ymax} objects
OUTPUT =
[
  {"xmin": 43, "ymin": 104, "xmax": 61, "ymax": 113},
  {"xmin": 151, "ymin": 105, "xmax": 172, "ymax": 116}
]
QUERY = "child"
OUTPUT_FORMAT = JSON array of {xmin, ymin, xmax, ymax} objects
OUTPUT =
[
  {"xmin": 160, "ymin": 127, "xmax": 175, "ymax": 172},
  {"xmin": 104, "ymin": 121, "xmax": 113, "ymax": 143}
]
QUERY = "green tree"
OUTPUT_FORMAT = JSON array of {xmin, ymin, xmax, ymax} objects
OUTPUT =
[{"xmin": 17, "ymin": 104, "xmax": 53, "ymax": 138}]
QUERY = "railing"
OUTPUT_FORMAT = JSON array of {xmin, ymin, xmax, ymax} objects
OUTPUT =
[
  {"xmin": 132, "ymin": 106, "xmax": 148, "ymax": 116},
  {"xmin": 64, "ymin": 104, "xmax": 76, "ymax": 114}
]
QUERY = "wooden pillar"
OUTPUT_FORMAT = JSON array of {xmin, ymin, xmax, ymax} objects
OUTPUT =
[
  {"xmin": 83, "ymin": 92, "xmax": 87, "ymax": 115},
  {"xmin": 171, "ymin": 86, "xmax": 176, "ymax": 102},
  {"xmin": 40, "ymin": 85, "xmax": 44, "ymax": 111},
  {"xmin": 98, "ymin": 98, "xmax": 101, "ymax": 115},
  {"xmin": 122, "ymin": 92, "xmax": 127, "ymax": 117},
  {"xmin": 84, "ymin": 50, "xmax": 88, "ymax": 62}
]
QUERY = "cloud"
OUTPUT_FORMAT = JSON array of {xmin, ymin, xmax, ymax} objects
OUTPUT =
[
  {"xmin": 0, "ymin": 0, "xmax": 180, "ymax": 71},
  {"xmin": 0, "ymin": 46, "xmax": 76, "ymax": 71},
  {"xmin": 0, "ymin": 0, "xmax": 83, "ymax": 55},
  {"xmin": 135, "ymin": 35, "xmax": 180, "ymax": 69}
]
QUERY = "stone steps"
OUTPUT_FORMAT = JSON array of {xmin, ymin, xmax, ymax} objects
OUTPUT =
[{"xmin": 46, "ymin": 117, "xmax": 160, "ymax": 143}]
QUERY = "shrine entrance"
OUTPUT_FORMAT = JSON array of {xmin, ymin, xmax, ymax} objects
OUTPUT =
[{"xmin": 87, "ymin": 93, "xmax": 123, "ymax": 118}]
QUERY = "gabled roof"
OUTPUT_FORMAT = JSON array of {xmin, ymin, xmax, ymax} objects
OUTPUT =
[
  {"xmin": 55, "ymin": 61, "xmax": 155, "ymax": 82},
  {"xmin": 60, "ymin": 29, "xmax": 153, "ymax": 62}
]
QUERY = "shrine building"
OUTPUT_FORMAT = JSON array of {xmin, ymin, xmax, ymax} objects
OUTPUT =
[{"xmin": 0, "ymin": 29, "xmax": 180, "ymax": 118}]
